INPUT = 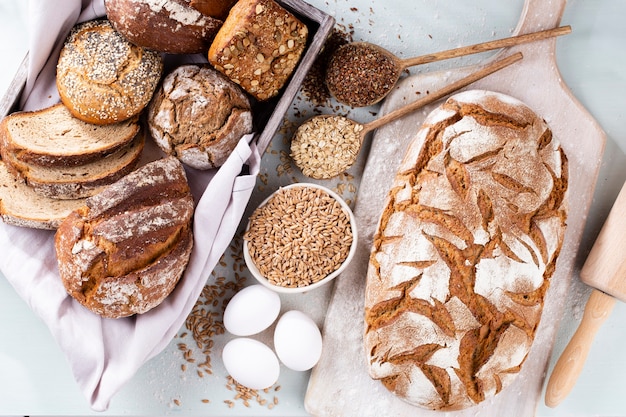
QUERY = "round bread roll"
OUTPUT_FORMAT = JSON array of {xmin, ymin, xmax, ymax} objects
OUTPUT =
[
  {"xmin": 56, "ymin": 19, "xmax": 163, "ymax": 125},
  {"xmin": 105, "ymin": 0, "xmax": 223, "ymax": 54},
  {"xmin": 55, "ymin": 157, "xmax": 194, "ymax": 319},
  {"xmin": 147, "ymin": 64, "xmax": 253, "ymax": 170}
]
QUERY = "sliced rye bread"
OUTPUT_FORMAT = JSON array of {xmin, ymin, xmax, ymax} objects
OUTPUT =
[
  {"xmin": 0, "ymin": 103, "xmax": 139, "ymax": 167},
  {"xmin": 1, "ymin": 129, "xmax": 145, "ymax": 200},
  {"xmin": 0, "ymin": 160, "xmax": 86, "ymax": 229}
]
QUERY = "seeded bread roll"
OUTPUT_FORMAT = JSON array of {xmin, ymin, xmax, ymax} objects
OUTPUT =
[
  {"xmin": 0, "ymin": 160, "xmax": 86, "ymax": 230},
  {"xmin": 0, "ymin": 103, "xmax": 139, "ymax": 167},
  {"xmin": 55, "ymin": 157, "xmax": 195, "ymax": 319},
  {"xmin": 105, "ymin": 0, "xmax": 223, "ymax": 54},
  {"xmin": 147, "ymin": 64, "xmax": 253, "ymax": 170},
  {"xmin": 208, "ymin": 0, "xmax": 308, "ymax": 101},
  {"xmin": 56, "ymin": 19, "xmax": 163, "ymax": 125},
  {"xmin": 190, "ymin": 0, "xmax": 237, "ymax": 20},
  {"xmin": 364, "ymin": 90, "xmax": 568, "ymax": 410}
]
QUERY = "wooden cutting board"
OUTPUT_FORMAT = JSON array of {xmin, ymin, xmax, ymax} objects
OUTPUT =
[{"xmin": 304, "ymin": 0, "xmax": 606, "ymax": 416}]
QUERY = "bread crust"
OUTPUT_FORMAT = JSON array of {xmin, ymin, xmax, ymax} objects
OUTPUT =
[
  {"xmin": 56, "ymin": 19, "xmax": 163, "ymax": 125},
  {"xmin": 208, "ymin": 0, "xmax": 308, "ymax": 101},
  {"xmin": 55, "ymin": 157, "xmax": 195, "ymax": 319},
  {"xmin": 190, "ymin": 0, "xmax": 237, "ymax": 20},
  {"xmin": 105, "ymin": 0, "xmax": 223, "ymax": 54},
  {"xmin": 364, "ymin": 90, "xmax": 568, "ymax": 410},
  {"xmin": 148, "ymin": 64, "xmax": 252, "ymax": 170}
]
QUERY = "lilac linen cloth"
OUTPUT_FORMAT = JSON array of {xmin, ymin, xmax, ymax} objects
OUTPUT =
[{"xmin": 1, "ymin": 0, "xmax": 261, "ymax": 411}]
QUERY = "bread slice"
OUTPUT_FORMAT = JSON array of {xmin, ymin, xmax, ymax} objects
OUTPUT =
[
  {"xmin": 0, "ymin": 160, "xmax": 86, "ymax": 230},
  {"xmin": 0, "ymin": 103, "xmax": 140, "ymax": 167},
  {"xmin": 1, "ymin": 130, "xmax": 145, "ymax": 200}
]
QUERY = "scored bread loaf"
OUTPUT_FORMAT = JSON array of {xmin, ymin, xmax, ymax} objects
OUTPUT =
[
  {"xmin": 105, "ymin": 0, "xmax": 223, "ymax": 54},
  {"xmin": 0, "ymin": 130, "xmax": 144, "ymax": 200},
  {"xmin": 208, "ymin": 0, "xmax": 308, "ymax": 101},
  {"xmin": 0, "ymin": 160, "xmax": 86, "ymax": 230},
  {"xmin": 364, "ymin": 90, "xmax": 568, "ymax": 410},
  {"xmin": 56, "ymin": 19, "xmax": 163, "ymax": 125},
  {"xmin": 55, "ymin": 156, "xmax": 195, "ymax": 319},
  {"xmin": 147, "ymin": 64, "xmax": 253, "ymax": 170},
  {"xmin": 0, "ymin": 103, "xmax": 139, "ymax": 167}
]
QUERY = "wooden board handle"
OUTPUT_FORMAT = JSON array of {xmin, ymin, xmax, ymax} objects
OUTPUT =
[{"xmin": 544, "ymin": 289, "xmax": 616, "ymax": 408}]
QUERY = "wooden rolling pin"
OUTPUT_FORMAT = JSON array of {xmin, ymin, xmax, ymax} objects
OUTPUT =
[{"xmin": 545, "ymin": 180, "xmax": 626, "ymax": 407}]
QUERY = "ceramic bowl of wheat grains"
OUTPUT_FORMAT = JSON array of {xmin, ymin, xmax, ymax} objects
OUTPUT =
[{"xmin": 243, "ymin": 183, "xmax": 357, "ymax": 294}]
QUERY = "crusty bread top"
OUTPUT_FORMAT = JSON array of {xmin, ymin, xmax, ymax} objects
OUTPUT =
[
  {"xmin": 105, "ymin": 0, "xmax": 224, "ymax": 54},
  {"xmin": 148, "ymin": 64, "xmax": 253, "ymax": 169},
  {"xmin": 190, "ymin": 0, "xmax": 237, "ymax": 20},
  {"xmin": 364, "ymin": 90, "xmax": 568, "ymax": 410},
  {"xmin": 56, "ymin": 19, "xmax": 163, "ymax": 125},
  {"xmin": 0, "ymin": 160, "xmax": 86, "ymax": 230},
  {"xmin": 208, "ymin": 0, "xmax": 308, "ymax": 101},
  {"xmin": 0, "ymin": 103, "xmax": 139, "ymax": 167}
]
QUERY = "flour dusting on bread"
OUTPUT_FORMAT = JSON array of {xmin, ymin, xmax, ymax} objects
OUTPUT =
[{"xmin": 364, "ymin": 90, "xmax": 568, "ymax": 410}]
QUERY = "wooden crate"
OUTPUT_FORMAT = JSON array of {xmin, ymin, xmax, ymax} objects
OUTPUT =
[{"xmin": 0, "ymin": 0, "xmax": 335, "ymax": 156}]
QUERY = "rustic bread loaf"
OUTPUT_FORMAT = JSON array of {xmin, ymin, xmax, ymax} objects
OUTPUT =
[
  {"xmin": 0, "ymin": 103, "xmax": 139, "ymax": 167},
  {"xmin": 0, "ymin": 160, "xmax": 86, "ymax": 230},
  {"xmin": 208, "ymin": 0, "xmax": 308, "ymax": 101},
  {"xmin": 147, "ymin": 64, "xmax": 253, "ymax": 170},
  {"xmin": 1, "ymin": 130, "xmax": 144, "ymax": 200},
  {"xmin": 55, "ymin": 157, "xmax": 195, "ymax": 319},
  {"xmin": 56, "ymin": 19, "xmax": 163, "ymax": 125},
  {"xmin": 105, "ymin": 0, "xmax": 223, "ymax": 54},
  {"xmin": 190, "ymin": 0, "xmax": 237, "ymax": 20},
  {"xmin": 364, "ymin": 90, "xmax": 568, "ymax": 410}
]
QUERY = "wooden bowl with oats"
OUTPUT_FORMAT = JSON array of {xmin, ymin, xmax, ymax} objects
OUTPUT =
[{"xmin": 243, "ymin": 183, "xmax": 357, "ymax": 294}]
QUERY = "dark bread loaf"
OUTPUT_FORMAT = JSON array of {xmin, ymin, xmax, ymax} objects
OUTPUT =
[
  {"xmin": 208, "ymin": 0, "xmax": 308, "ymax": 101},
  {"xmin": 105, "ymin": 0, "xmax": 223, "ymax": 54},
  {"xmin": 56, "ymin": 19, "xmax": 163, "ymax": 125},
  {"xmin": 147, "ymin": 64, "xmax": 252, "ymax": 170},
  {"xmin": 190, "ymin": 0, "xmax": 237, "ymax": 20},
  {"xmin": 55, "ymin": 157, "xmax": 195, "ymax": 319},
  {"xmin": 364, "ymin": 90, "xmax": 568, "ymax": 410}
]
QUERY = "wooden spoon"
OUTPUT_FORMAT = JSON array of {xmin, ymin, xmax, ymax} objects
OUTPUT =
[
  {"xmin": 326, "ymin": 25, "xmax": 571, "ymax": 107},
  {"xmin": 291, "ymin": 52, "xmax": 522, "ymax": 180}
]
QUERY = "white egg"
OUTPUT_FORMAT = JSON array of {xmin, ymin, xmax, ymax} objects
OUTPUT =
[
  {"xmin": 274, "ymin": 310, "xmax": 323, "ymax": 371},
  {"xmin": 222, "ymin": 338, "xmax": 280, "ymax": 390},
  {"xmin": 223, "ymin": 284, "xmax": 281, "ymax": 336}
]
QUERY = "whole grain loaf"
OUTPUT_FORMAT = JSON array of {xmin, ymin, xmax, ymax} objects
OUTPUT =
[
  {"xmin": 208, "ymin": 0, "xmax": 308, "ymax": 101},
  {"xmin": 364, "ymin": 90, "xmax": 568, "ymax": 410}
]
